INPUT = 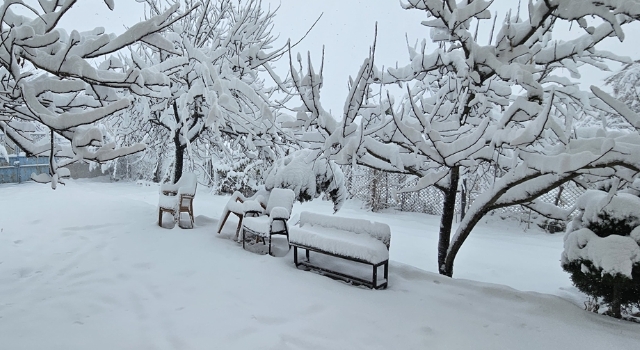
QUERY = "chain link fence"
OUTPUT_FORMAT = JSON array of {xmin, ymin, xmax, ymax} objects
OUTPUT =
[{"xmin": 345, "ymin": 166, "xmax": 584, "ymax": 231}]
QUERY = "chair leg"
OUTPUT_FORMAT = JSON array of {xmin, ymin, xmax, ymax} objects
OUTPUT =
[
  {"xmin": 218, "ymin": 211, "xmax": 231, "ymax": 234},
  {"xmin": 235, "ymin": 215, "xmax": 243, "ymax": 240},
  {"xmin": 190, "ymin": 204, "xmax": 194, "ymax": 228},
  {"xmin": 158, "ymin": 209, "xmax": 162, "ymax": 227}
]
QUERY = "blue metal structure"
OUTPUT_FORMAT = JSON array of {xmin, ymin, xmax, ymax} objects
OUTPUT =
[{"xmin": 0, "ymin": 155, "xmax": 50, "ymax": 184}]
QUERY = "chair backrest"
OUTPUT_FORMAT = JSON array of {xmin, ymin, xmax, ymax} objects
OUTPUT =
[
  {"xmin": 180, "ymin": 196, "xmax": 193, "ymax": 210},
  {"xmin": 265, "ymin": 188, "xmax": 295, "ymax": 216},
  {"xmin": 177, "ymin": 172, "xmax": 197, "ymax": 197},
  {"xmin": 160, "ymin": 172, "xmax": 198, "ymax": 195}
]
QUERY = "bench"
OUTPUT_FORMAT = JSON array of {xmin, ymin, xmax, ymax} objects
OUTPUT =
[{"xmin": 289, "ymin": 211, "xmax": 391, "ymax": 289}]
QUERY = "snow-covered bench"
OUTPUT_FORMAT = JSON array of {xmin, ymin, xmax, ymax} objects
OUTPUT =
[
  {"xmin": 289, "ymin": 211, "xmax": 391, "ymax": 289},
  {"xmin": 158, "ymin": 172, "xmax": 197, "ymax": 229}
]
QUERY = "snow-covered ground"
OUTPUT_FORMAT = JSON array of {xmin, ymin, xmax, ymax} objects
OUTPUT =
[{"xmin": 1, "ymin": 179, "xmax": 638, "ymax": 350}]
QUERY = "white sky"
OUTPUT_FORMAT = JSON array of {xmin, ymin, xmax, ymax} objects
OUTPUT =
[{"xmin": 56, "ymin": 0, "xmax": 640, "ymax": 116}]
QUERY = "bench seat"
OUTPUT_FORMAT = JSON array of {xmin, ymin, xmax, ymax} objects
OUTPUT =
[{"xmin": 289, "ymin": 226, "xmax": 389, "ymax": 264}]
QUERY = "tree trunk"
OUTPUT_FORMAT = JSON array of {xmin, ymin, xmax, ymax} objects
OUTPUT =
[
  {"xmin": 612, "ymin": 282, "xmax": 622, "ymax": 319},
  {"xmin": 172, "ymin": 100, "xmax": 184, "ymax": 184},
  {"xmin": 438, "ymin": 166, "xmax": 459, "ymax": 276},
  {"xmin": 173, "ymin": 135, "xmax": 185, "ymax": 183},
  {"xmin": 442, "ymin": 206, "xmax": 486, "ymax": 277},
  {"xmin": 153, "ymin": 153, "xmax": 162, "ymax": 183},
  {"xmin": 460, "ymin": 178, "xmax": 467, "ymax": 220}
]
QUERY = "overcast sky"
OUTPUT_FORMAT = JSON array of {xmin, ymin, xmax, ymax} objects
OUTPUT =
[{"xmin": 56, "ymin": 0, "xmax": 640, "ymax": 116}]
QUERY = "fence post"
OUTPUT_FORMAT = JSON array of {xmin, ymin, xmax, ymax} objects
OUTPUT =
[{"xmin": 14, "ymin": 160, "xmax": 20, "ymax": 183}]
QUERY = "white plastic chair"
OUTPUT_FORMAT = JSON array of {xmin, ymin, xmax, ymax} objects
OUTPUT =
[
  {"xmin": 158, "ymin": 172, "xmax": 197, "ymax": 228},
  {"xmin": 216, "ymin": 189, "xmax": 268, "ymax": 240},
  {"xmin": 241, "ymin": 188, "xmax": 295, "ymax": 255}
]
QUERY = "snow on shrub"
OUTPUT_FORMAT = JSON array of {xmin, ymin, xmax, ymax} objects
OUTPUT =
[
  {"xmin": 264, "ymin": 149, "xmax": 347, "ymax": 212},
  {"xmin": 561, "ymin": 190, "xmax": 640, "ymax": 319},
  {"xmin": 213, "ymin": 158, "xmax": 262, "ymax": 197}
]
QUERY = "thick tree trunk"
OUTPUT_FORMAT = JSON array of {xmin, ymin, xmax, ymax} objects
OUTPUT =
[
  {"xmin": 442, "ymin": 206, "xmax": 486, "ymax": 277},
  {"xmin": 173, "ymin": 138, "xmax": 185, "ymax": 183},
  {"xmin": 172, "ymin": 100, "xmax": 184, "ymax": 183},
  {"xmin": 438, "ymin": 166, "xmax": 459, "ymax": 276},
  {"xmin": 612, "ymin": 282, "xmax": 622, "ymax": 319}
]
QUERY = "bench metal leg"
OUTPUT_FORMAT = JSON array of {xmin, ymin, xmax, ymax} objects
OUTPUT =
[
  {"xmin": 294, "ymin": 246, "xmax": 298, "ymax": 266},
  {"xmin": 373, "ymin": 264, "xmax": 378, "ymax": 289},
  {"xmin": 305, "ymin": 249, "xmax": 310, "ymax": 262},
  {"xmin": 384, "ymin": 261, "xmax": 389, "ymax": 280}
]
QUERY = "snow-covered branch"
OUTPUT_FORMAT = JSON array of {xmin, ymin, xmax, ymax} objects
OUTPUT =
[
  {"xmin": 104, "ymin": 0, "xmax": 293, "ymax": 183},
  {"xmin": 0, "ymin": 0, "xmax": 189, "ymax": 187}
]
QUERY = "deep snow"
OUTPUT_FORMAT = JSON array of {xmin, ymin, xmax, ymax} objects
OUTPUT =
[{"xmin": 1, "ymin": 179, "xmax": 639, "ymax": 350}]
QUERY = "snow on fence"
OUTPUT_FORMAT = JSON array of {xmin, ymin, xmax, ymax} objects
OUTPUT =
[
  {"xmin": 0, "ymin": 156, "xmax": 106, "ymax": 184},
  {"xmin": 345, "ymin": 167, "xmax": 584, "ymax": 228},
  {"xmin": 0, "ymin": 155, "xmax": 50, "ymax": 184}
]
